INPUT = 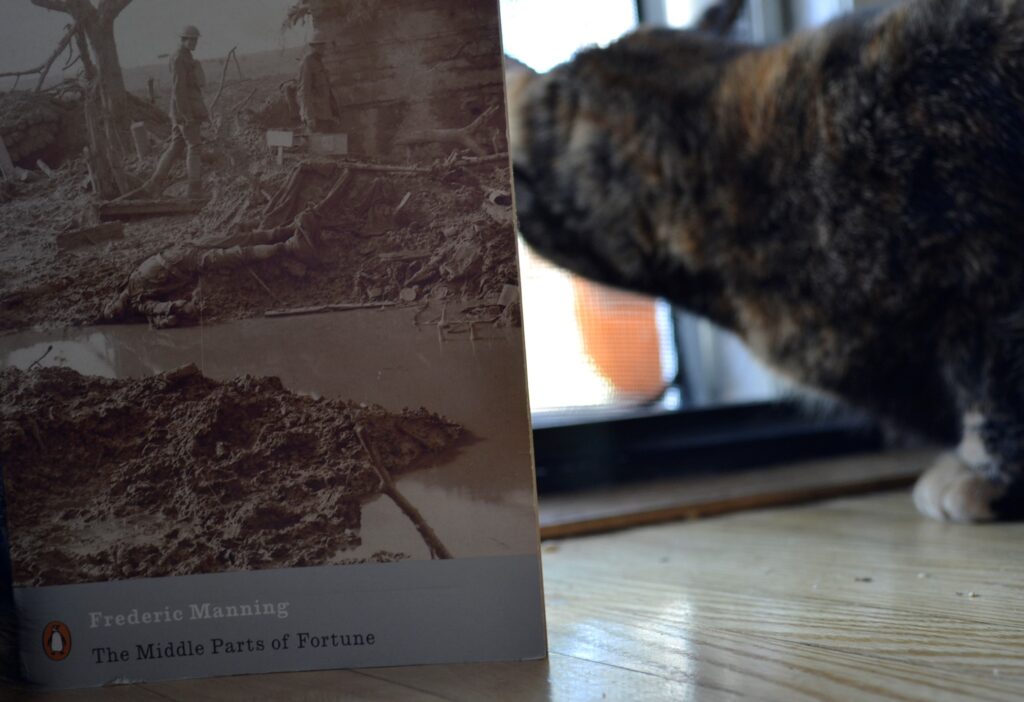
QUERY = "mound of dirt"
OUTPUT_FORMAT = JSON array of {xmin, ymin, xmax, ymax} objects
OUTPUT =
[
  {"xmin": 0, "ymin": 365, "xmax": 464, "ymax": 587},
  {"xmin": 0, "ymin": 89, "xmax": 164, "ymax": 171},
  {"xmin": 0, "ymin": 91, "xmax": 63, "ymax": 163}
]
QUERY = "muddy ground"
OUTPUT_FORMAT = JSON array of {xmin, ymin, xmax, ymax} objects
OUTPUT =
[
  {"xmin": 0, "ymin": 365, "xmax": 467, "ymax": 587},
  {"xmin": 0, "ymin": 74, "xmax": 519, "ymax": 332}
]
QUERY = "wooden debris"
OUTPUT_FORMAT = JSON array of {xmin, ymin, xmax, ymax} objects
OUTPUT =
[
  {"xmin": 453, "ymin": 152, "xmax": 509, "ymax": 166},
  {"xmin": 231, "ymin": 87, "xmax": 258, "ymax": 115},
  {"xmin": 27, "ymin": 345, "xmax": 53, "ymax": 370},
  {"xmin": 395, "ymin": 191, "xmax": 412, "ymax": 214},
  {"xmin": 259, "ymin": 160, "xmax": 344, "ymax": 228},
  {"xmin": 56, "ymin": 222, "xmax": 125, "ymax": 251},
  {"xmin": 98, "ymin": 199, "xmax": 206, "ymax": 221},
  {"xmin": 130, "ymin": 121, "xmax": 150, "ymax": 160},
  {"xmin": 355, "ymin": 425, "xmax": 452, "ymax": 561},
  {"xmin": 394, "ymin": 104, "xmax": 498, "ymax": 157},
  {"xmin": 264, "ymin": 301, "xmax": 397, "ymax": 318},
  {"xmin": 209, "ymin": 46, "xmax": 239, "ymax": 114},
  {"xmin": 82, "ymin": 148, "xmax": 96, "ymax": 192},
  {"xmin": 2, "ymin": 135, "xmax": 20, "ymax": 179},
  {"xmin": 35, "ymin": 159, "xmax": 54, "ymax": 178},
  {"xmin": 246, "ymin": 268, "xmax": 279, "ymax": 302},
  {"xmin": 337, "ymin": 153, "xmax": 507, "ymax": 175}
]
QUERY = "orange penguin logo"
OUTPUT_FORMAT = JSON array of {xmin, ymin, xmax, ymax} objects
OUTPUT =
[{"xmin": 42, "ymin": 621, "xmax": 71, "ymax": 662}]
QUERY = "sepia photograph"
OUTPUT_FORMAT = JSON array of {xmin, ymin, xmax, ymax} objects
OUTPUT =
[{"xmin": 0, "ymin": 0, "xmax": 537, "ymax": 587}]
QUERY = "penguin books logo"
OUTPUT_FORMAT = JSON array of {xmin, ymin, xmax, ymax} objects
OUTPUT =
[{"xmin": 43, "ymin": 621, "xmax": 71, "ymax": 662}]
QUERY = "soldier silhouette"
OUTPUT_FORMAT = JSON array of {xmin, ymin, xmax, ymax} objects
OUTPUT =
[{"xmin": 136, "ymin": 25, "xmax": 209, "ymax": 200}]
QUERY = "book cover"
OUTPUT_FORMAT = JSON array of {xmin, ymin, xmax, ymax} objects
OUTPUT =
[{"xmin": 0, "ymin": 0, "xmax": 545, "ymax": 689}]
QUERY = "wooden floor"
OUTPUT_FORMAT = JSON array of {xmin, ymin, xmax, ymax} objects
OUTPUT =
[
  {"xmin": 538, "ymin": 447, "xmax": 932, "ymax": 538},
  {"xmin": 20, "ymin": 485, "xmax": 1024, "ymax": 701}
]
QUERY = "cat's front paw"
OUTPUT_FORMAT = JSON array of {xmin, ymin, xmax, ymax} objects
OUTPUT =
[{"xmin": 912, "ymin": 452, "xmax": 1005, "ymax": 522}]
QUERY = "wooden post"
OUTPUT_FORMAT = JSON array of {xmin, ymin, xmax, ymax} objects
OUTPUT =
[
  {"xmin": 0, "ymin": 135, "xmax": 15, "ymax": 180},
  {"xmin": 131, "ymin": 121, "xmax": 150, "ymax": 160},
  {"xmin": 82, "ymin": 147, "xmax": 96, "ymax": 192}
]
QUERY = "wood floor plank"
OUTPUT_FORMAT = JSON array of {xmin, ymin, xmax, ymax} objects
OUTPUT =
[
  {"xmin": 546, "ymin": 575, "xmax": 1024, "ymax": 680},
  {"xmin": 539, "ymin": 448, "xmax": 938, "ymax": 539},
  {"xmin": 359, "ymin": 654, "xmax": 700, "ymax": 702},
  {"xmin": 137, "ymin": 669, "xmax": 449, "ymax": 702},
  {"xmin": 547, "ymin": 619, "xmax": 1020, "ymax": 702},
  {"xmin": 540, "ymin": 488, "xmax": 1024, "ymax": 699}
]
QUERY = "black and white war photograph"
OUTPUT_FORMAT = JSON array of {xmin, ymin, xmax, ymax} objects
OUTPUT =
[{"xmin": 0, "ymin": 0, "xmax": 537, "ymax": 587}]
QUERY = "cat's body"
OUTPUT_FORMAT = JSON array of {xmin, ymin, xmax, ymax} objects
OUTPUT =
[{"xmin": 509, "ymin": 0, "xmax": 1024, "ymax": 521}]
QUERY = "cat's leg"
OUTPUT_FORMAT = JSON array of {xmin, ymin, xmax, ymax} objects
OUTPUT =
[{"xmin": 913, "ymin": 409, "xmax": 1024, "ymax": 522}]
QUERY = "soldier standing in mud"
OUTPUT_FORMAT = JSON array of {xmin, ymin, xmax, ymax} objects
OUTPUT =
[
  {"xmin": 298, "ymin": 31, "xmax": 341, "ymax": 133},
  {"xmin": 137, "ymin": 25, "xmax": 209, "ymax": 200}
]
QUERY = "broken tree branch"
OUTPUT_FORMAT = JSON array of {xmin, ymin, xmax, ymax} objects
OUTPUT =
[
  {"xmin": 0, "ymin": 22, "xmax": 77, "ymax": 91},
  {"xmin": 209, "ymin": 46, "xmax": 238, "ymax": 114},
  {"xmin": 394, "ymin": 105, "xmax": 499, "ymax": 157},
  {"xmin": 231, "ymin": 49, "xmax": 244, "ymax": 80},
  {"xmin": 355, "ymin": 425, "xmax": 453, "ymax": 560},
  {"xmin": 29, "ymin": 0, "xmax": 72, "ymax": 13},
  {"xmin": 27, "ymin": 345, "xmax": 53, "ymax": 370},
  {"xmin": 231, "ymin": 87, "xmax": 258, "ymax": 113},
  {"xmin": 335, "ymin": 153, "xmax": 508, "ymax": 175},
  {"xmin": 246, "ymin": 268, "xmax": 279, "ymax": 302},
  {"xmin": 264, "ymin": 301, "xmax": 397, "ymax": 318}
]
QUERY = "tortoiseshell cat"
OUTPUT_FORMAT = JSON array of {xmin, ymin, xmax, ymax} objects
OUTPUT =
[{"xmin": 508, "ymin": 0, "xmax": 1024, "ymax": 522}]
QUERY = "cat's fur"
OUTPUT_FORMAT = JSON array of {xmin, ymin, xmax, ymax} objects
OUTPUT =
[{"xmin": 509, "ymin": 0, "xmax": 1024, "ymax": 522}]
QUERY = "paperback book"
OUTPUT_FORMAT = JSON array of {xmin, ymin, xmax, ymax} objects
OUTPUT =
[{"xmin": 0, "ymin": 0, "xmax": 545, "ymax": 689}]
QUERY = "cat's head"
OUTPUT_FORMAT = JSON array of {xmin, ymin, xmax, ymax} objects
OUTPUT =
[{"xmin": 508, "ymin": 1, "xmax": 747, "ymax": 295}]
